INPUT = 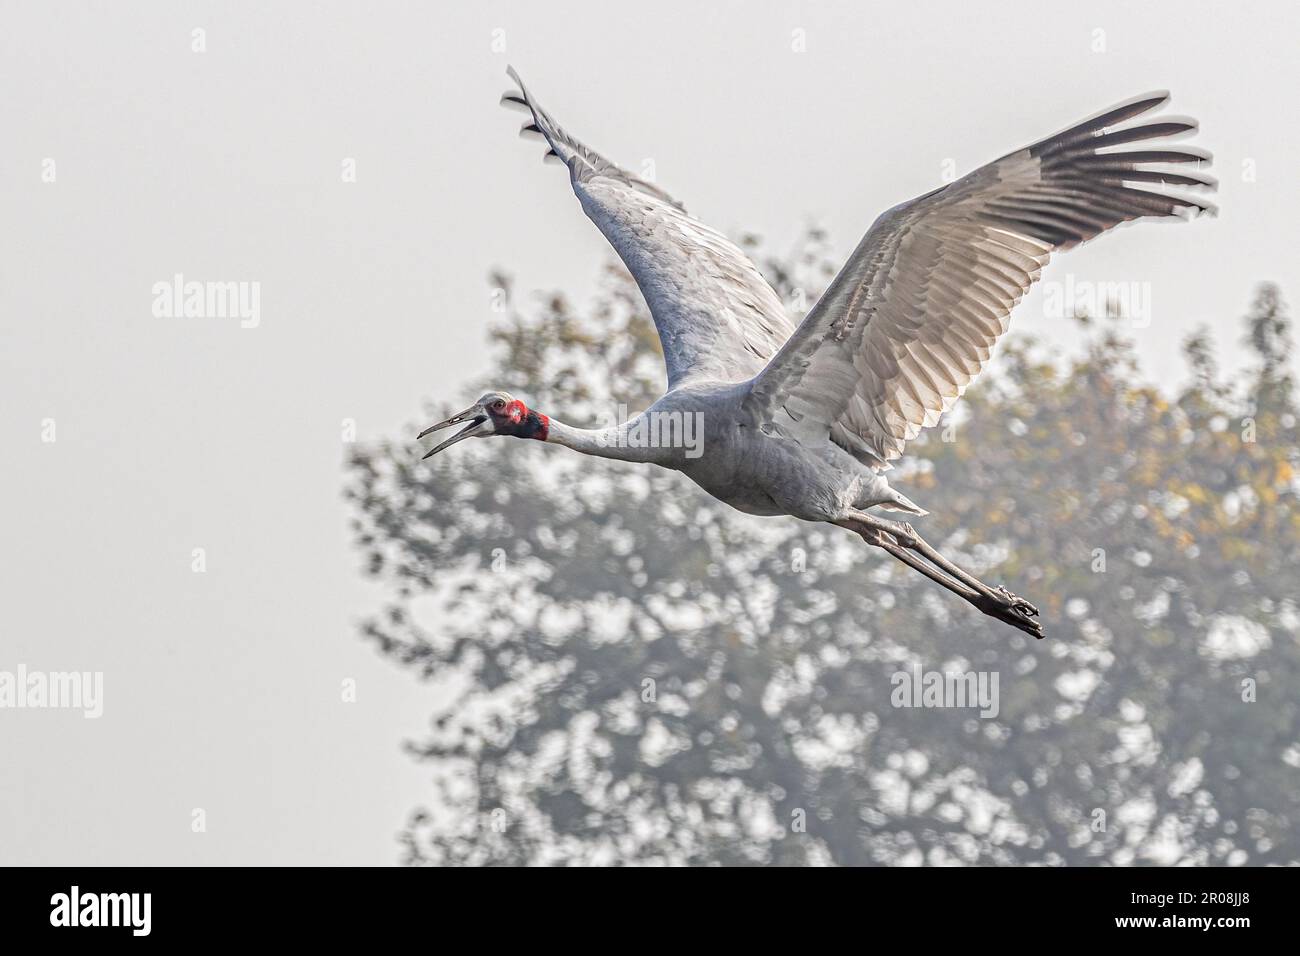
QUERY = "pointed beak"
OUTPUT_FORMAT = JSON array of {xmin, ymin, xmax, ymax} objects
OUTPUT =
[{"xmin": 418, "ymin": 405, "xmax": 490, "ymax": 459}]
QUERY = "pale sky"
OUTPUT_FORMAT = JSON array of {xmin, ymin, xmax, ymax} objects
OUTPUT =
[{"xmin": 1, "ymin": 1, "xmax": 1296, "ymax": 864}]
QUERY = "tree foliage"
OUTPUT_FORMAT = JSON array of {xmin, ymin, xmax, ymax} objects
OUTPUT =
[{"xmin": 346, "ymin": 236, "xmax": 1299, "ymax": 866}]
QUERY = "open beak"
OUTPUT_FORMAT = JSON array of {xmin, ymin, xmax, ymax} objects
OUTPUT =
[{"xmin": 418, "ymin": 405, "xmax": 490, "ymax": 459}]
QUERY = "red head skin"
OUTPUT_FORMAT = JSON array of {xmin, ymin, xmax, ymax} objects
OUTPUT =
[{"xmin": 488, "ymin": 398, "xmax": 549, "ymax": 441}]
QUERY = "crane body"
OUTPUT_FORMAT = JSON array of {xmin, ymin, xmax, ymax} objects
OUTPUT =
[{"xmin": 419, "ymin": 68, "xmax": 1217, "ymax": 639}]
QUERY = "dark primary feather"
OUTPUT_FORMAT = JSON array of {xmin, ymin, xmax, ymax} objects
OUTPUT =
[{"xmin": 502, "ymin": 67, "xmax": 685, "ymax": 211}]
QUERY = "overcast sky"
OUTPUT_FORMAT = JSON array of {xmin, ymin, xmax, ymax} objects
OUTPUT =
[{"xmin": 1, "ymin": 1, "xmax": 1296, "ymax": 864}]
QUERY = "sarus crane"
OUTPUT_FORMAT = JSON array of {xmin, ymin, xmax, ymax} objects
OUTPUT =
[{"xmin": 419, "ymin": 68, "xmax": 1215, "ymax": 638}]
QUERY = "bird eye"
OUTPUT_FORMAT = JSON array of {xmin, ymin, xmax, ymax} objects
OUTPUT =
[{"xmin": 493, "ymin": 400, "xmax": 505, "ymax": 410}]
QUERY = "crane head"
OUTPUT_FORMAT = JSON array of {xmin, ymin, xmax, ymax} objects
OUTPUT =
[{"xmin": 418, "ymin": 390, "xmax": 549, "ymax": 459}]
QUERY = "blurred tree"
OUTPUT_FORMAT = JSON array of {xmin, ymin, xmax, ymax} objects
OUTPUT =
[
  {"xmin": 1243, "ymin": 284, "xmax": 1294, "ymax": 417},
  {"xmin": 346, "ymin": 236, "xmax": 1298, "ymax": 866}
]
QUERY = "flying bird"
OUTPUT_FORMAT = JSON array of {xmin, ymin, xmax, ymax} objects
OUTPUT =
[{"xmin": 419, "ymin": 67, "xmax": 1215, "ymax": 638}]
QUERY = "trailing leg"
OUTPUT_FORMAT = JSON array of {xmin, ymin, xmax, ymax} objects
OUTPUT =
[{"xmin": 837, "ymin": 514, "xmax": 1044, "ymax": 638}]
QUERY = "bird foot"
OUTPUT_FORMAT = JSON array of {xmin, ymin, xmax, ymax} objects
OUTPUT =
[{"xmin": 981, "ymin": 586, "xmax": 1044, "ymax": 639}]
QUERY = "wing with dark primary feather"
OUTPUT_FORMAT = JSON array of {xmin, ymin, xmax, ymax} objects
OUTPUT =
[
  {"xmin": 744, "ymin": 92, "xmax": 1215, "ymax": 469},
  {"xmin": 502, "ymin": 67, "xmax": 795, "ymax": 389}
]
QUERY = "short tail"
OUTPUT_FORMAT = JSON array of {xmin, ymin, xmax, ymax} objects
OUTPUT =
[{"xmin": 879, "ymin": 488, "xmax": 928, "ymax": 516}]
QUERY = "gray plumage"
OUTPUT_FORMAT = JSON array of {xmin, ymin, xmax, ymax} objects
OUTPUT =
[
  {"xmin": 423, "ymin": 69, "xmax": 1216, "ymax": 637},
  {"xmin": 503, "ymin": 67, "xmax": 795, "ymax": 388},
  {"xmin": 745, "ymin": 93, "xmax": 1214, "ymax": 469}
]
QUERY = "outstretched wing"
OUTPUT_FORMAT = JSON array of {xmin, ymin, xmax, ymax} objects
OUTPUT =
[
  {"xmin": 744, "ymin": 92, "xmax": 1215, "ymax": 469},
  {"xmin": 503, "ymin": 67, "xmax": 795, "ymax": 388}
]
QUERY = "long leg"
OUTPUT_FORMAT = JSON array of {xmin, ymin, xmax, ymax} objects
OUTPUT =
[
  {"xmin": 837, "ymin": 513, "xmax": 1043, "ymax": 638},
  {"xmin": 858, "ymin": 525, "xmax": 982, "ymax": 602},
  {"xmin": 854, "ymin": 512, "xmax": 1036, "ymax": 611}
]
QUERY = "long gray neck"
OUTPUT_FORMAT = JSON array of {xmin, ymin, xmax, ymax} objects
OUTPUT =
[{"xmin": 545, "ymin": 417, "xmax": 676, "ymax": 465}]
